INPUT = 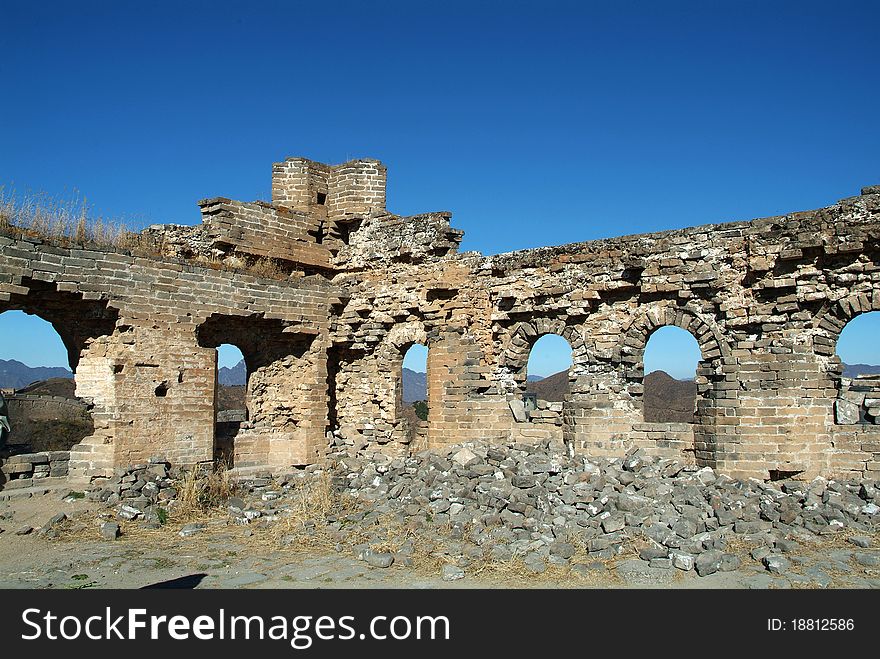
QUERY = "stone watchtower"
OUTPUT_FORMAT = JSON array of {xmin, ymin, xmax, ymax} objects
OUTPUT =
[{"xmin": 271, "ymin": 157, "xmax": 388, "ymax": 252}]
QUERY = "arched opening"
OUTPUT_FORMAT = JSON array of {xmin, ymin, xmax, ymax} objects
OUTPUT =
[
  {"xmin": 0, "ymin": 310, "xmax": 94, "ymax": 486},
  {"xmin": 524, "ymin": 333, "xmax": 572, "ymax": 424},
  {"xmin": 834, "ymin": 311, "xmax": 880, "ymax": 425},
  {"xmin": 400, "ymin": 343, "xmax": 428, "ymax": 442},
  {"xmin": 198, "ymin": 313, "xmax": 320, "ymax": 469},
  {"xmin": 643, "ymin": 325, "xmax": 701, "ymax": 423},
  {"xmin": 215, "ymin": 343, "xmax": 247, "ymax": 465}
]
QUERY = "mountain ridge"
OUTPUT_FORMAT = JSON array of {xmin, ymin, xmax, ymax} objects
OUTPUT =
[{"xmin": 0, "ymin": 358, "xmax": 72, "ymax": 390}]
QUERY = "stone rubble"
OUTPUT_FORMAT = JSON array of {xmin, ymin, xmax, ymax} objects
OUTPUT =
[{"xmin": 81, "ymin": 442, "xmax": 880, "ymax": 580}]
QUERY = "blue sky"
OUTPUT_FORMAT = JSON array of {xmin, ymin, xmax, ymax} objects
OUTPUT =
[{"xmin": 1, "ymin": 1, "xmax": 878, "ymax": 374}]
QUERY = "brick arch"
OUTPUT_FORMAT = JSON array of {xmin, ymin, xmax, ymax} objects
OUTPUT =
[
  {"xmin": 0, "ymin": 277, "xmax": 119, "ymax": 371},
  {"xmin": 501, "ymin": 318, "xmax": 587, "ymax": 380},
  {"xmin": 377, "ymin": 322, "xmax": 432, "ymax": 440},
  {"xmin": 385, "ymin": 322, "xmax": 430, "ymax": 355},
  {"xmin": 614, "ymin": 304, "xmax": 730, "ymax": 400},
  {"xmin": 814, "ymin": 292, "xmax": 880, "ymax": 360}
]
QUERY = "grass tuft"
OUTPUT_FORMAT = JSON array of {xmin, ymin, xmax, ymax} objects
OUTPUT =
[{"xmin": 0, "ymin": 186, "xmax": 146, "ymax": 250}]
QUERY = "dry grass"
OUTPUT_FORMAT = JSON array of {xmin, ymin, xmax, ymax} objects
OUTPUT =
[
  {"xmin": 248, "ymin": 257, "xmax": 285, "ymax": 279},
  {"xmin": 173, "ymin": 465, "xmax": 239, "ymax": 520},
  {"xmin": 188, "ymin": 253, "xmax": 290, "ymax": 282},
  {"xmin": 0, "ymin": 187, "xmax": 144, "ymax": 250},
  {"xmin": 0, "ymin": 187, "xmax": 298, "ymax": 281}
]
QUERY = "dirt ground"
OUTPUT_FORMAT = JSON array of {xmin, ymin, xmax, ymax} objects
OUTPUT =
[{"xmin": 1, "ymin": 486, "xmax": 878, "ymax": 590}]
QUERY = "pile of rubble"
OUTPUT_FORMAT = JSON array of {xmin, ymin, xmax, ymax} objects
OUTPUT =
[
  {"xmin": 90, "ymin": 444, "xmax": 879, "ymax": 578},
  {"xmin": 324, "ymin": 443, "xmax": 879, "ymax": 576}
]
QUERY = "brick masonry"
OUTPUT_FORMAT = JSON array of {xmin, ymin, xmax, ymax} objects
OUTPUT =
[{"xmin": 1, "ymin": 159, "xmax": 878, "ymax": 482}]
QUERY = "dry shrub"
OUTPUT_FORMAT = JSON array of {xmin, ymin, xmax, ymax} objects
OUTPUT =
[
  {"xmin": 248, "ymin": 256, "xmax": 285, "ymax": 279},
  {"xmin": 262, "ymin": 471, "xmax": 356, "ymax": 553},
  {"xmin": 174, "ymin": 465, "xmax": 238, "ymax": 518}
]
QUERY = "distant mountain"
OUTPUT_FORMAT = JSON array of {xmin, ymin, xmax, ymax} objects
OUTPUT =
[
  {"xmin": 843, "ymin": 363, "xmax": 880, "ymax": 378},
  {"xmin": 403, "ymin": 368, "xmax": 427, "ymax": 403},
  {"xmin": 0, "ymin": 359, "xmax": 72, "ymax": 390},
  {"xmin": 218, "ymin": 383, "xmax": 246, "ymax": 412},
  {"xmin": 524, "ymin": 368, "xmax": 698, "ymax": 423},
  {"xmin": 643, "ymin": 370, "xmax": 698, "ymax": 423},
  {"xmin": 219, "ymin": 359, "xmax": 247, "ymax": 386},
  {"xmin": 7, "ymin": 355, "xmax": 879, "ymax": 410},
  {"xmin": 526, "ymin": 370, "xmax": 570, "ymax": 401}
]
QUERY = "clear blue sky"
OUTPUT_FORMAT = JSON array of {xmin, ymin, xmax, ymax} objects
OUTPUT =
[{"xmin": 1, "ymin": 1, "xmax": 879, "ymax": 373}]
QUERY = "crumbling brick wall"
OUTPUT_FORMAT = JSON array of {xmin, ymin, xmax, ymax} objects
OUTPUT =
[
  {"xmin": 0, "ymin": 231, "xmax": 339, "ymax": 479},
  {"xmin": 1, "ymin": 158, "xmax": 878, "ymax": 483},
  {"xmin": 328, "ymin": 175, "xmax": 880, "ymax": 481},
  {"xmin": 2, "ymin": 394, "xmax": 93, "ymax": 452}
]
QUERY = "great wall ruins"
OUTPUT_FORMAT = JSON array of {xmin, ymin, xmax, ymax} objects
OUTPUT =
[{"xmin": 2, "ymin": 158, "xmax": 879, "ymax": 488}]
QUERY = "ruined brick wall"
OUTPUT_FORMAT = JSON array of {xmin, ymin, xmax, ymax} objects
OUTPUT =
[
  {"xmin": 196, "ymin": 198, "xmax": 331, "ymax": 270},
  {"xmin": 0, "ymin": 232, "xmax": 340, "ymax": 479},
  {"xmin": 329, "ymin": 180, "xmax": 880, "ymax": 481},
  {"xmin": 1, "ymin": 157, "xmax": 878, "ymax": 483},
  {"xmin": 271, "ymin": 157, "xmax": 387, "ymax": 256},
  {"xmin": 145, "ymin": 199, "xmax": 332, "ymax": 272}
]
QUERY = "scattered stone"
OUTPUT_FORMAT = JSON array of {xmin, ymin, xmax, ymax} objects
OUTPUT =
[
  {"xmin": 601, "ymin": 515, "xmax": 625, "ymax": 534},
  {"xmin": 742, "ymin": 574, "xmax": 776, "ymax": 589},
  {"xmin": 549, "ymin": 541, "xmax": 576, "ymax": 559},
  {"xmin": 441, "ymin": 564, "xmax": 465, "ymax": 581},
  {"xmin": 508, "ymin": 399, "xmax": 527, "ymax": 423},
  {"xmin": 695, "ymin": 550, "xmax": 723, "ymax": 577},
  {"xmin": 451, "ymin": 447, "xmax": 480, "ymax": 468},
  {"xmin": 848, "ymin": 536, "xmax": 872, "ymax": 549},
  {"xmin": 693, "ymin": 467, "xmax": 717, "ymax": 486},
  {"xmin": 47, "ymin": 513, "xmax": 67, "ymax": 526},
  {"xmin": 572, "ymin": 562, "xmax": 606, "ymax": 577},
  {"xmin": 775, "ymin": 539, "xmax": 800, "ymax": 553},
  {"xmin": 751, "ymin": 546, "xmax": 771, "ymax": 562},
  {"xmin": 763, "ymin": 555, "xmax": 790, "ymax": 574},
  {"xmin": 671, "ymin": 552, "xmax": 694, "ymax": 571},
  {"xmin": 639, "ymin": 546, "xmax": 668, "ymax": 561},
  {"xmin": 523, "ymin": 553, "xmax": 546, "ymax": 574},
  {"xmin": 100, "ymin": 521, "xmax": 120, "ymax": 540},
  {"xmin": 362, "ymin": 550, "xmax": 394, "ymax": 568},
  {"xmin": 614, "ymin": 559, "xmax": 676, "ymax": 585},
  {"xmin": 835, "ymin": 399, "xmax": 860, "ymax": 425},
  {"xmin": 720, "ymin": 554, "xmax": 742, "ymax": 572},
  {"xmin": 854, "ymin": 552, "xmax": 880, "ymax": 567},
  {"xmin": 60, "ymin": 439, "xmax": 880, "ymax": 590},
  {"xmin": 178, "ymin": 523, "xmax": 207, "ymax": 537},
  {"xmin": 118, "ymin": 505, "xmax": 142, "ymax": 520}
]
